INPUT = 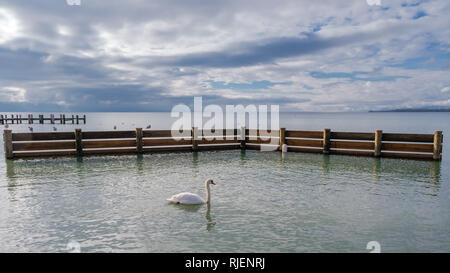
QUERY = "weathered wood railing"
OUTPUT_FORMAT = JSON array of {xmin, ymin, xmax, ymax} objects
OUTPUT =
[{"xmin": 3, "ymin": 128, "xmax": 443, "ymax": 160}]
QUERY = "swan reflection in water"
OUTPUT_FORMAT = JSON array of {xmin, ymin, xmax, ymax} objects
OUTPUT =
[
  {"xmin": 169, "ymin": 202, "xmax": 216, "ymax": 231},
  {"xmin": 205, "ymin": 203, "xmax": 216, "ymax": 231}
]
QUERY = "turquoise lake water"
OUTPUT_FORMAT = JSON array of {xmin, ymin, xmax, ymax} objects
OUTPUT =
[{"xmin": 0, "ymin": 112, "xmax": 449, "ymax": 252}]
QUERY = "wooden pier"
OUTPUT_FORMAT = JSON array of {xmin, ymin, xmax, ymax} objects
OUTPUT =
[
  {"xmin": 2, "ymin": 128, "xmax": 443, "ymax": 160},
  {"xmin": 0, "ymin": 114, "xmax": 86, "ymax": 125}
]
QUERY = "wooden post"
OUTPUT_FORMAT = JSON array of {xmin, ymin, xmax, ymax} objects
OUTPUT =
[
  {"xmin": 60, "ymin": 114, "xmax": 63, "ymax": 124},
  {"xmin": 433, "ymin": 131, "xmax": 443, "ymax": 161},
  {"xmin": 279, "ymin": 128, "xmax": 286, "ymax": 151},
  {"xmin": 62, "ymin": 114, "xmax": 66, "ymax": 124},
  {"xmin": 75, "ymin": 129, "xmax": 83, "ymax": 157},
  {"xmin": 72, "ymin": 115, "xmax": 74, "ymax": 124},
  {"xmin": 323, "ymin": 128, "xmax": 331, "ymax": 154},
  {"xmin": 19, "ymin": 115, "xmax": 22, "ymax": 124},
  {"xmin": 136, "ymin": 128, "xmax": 143, "ymax": 154},
  {"xmin": 76, "ymin": 115, "xmax": 79, "ymax": 124},
  {"xmin": 0, "ymin": 114, "xmax": 3, "ymax": 125},
  {"xmin": 240, "ymin": 126, "xmax": 246, "ymax": 150},
  {"xmin": 83, "ymin": 115, "xmax": 86, "ymax": 124},
  {"xmin": 192, "ymin": 127, "xmax": 199, "ymax": 151},
  {"xmin": 30, "ymin": 114, "xmax": 34, "ymax": 124},
  {"xmin": 3, "ymin": 130, "xmax": 13, "ymax": 160},
  {"xmin": 50, "ymin": 114, "xmax": 55, "ymax": 124},
  {"xmin": 11, "ymin": 115, "xmax": 14, "ymax": 124},
  {"xmin": 39, "ymin": 114, "xmax": 44, "ymax": 124},
  {"xmin": 374, "ymin": 130, "xmax": 382, "ymax": 157}
]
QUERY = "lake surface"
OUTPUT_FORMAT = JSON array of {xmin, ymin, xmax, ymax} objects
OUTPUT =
[{"xmin": 0, "ymin": 112, "xmax": 449, "ymax": 252}]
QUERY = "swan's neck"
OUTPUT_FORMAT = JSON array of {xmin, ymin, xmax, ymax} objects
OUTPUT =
[{"xmin": 205, "ymin": 182, "xmax": 211, "ymax": 204}]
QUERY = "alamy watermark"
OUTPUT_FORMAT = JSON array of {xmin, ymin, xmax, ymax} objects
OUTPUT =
[
  {"xmin": 170, "ymin": 97, "xmax": 280, "ymax": 151},
  {"xmin": 66, "ymin": 0, "xmax": 81, "ymax": 6},
  {"xmin": 366, "ymin": 241, "xmax": 381, "ymax": 253},
  {"xmin": 66, "ymin": 239, "xmax": 81, "ymax": 253},
  {"xmin": 366, "ymin": 0, "xmax": 381, "ymax": 6}
]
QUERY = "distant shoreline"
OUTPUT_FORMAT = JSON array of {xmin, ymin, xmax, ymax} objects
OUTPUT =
[{"xmin": 370, "ymin": 108, "xmax": 450, "ymax": 112}]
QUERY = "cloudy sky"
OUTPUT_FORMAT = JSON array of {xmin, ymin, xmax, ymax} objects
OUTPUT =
[{"xmin": 0, "ymin": 0, "xmax": 449, "ymax": 112}]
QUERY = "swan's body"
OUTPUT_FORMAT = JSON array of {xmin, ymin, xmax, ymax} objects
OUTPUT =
[
  {"xmin": 167, "ymin": 179, "xmax": 215, "ymax": 205},
  {"xmin": 167, "ymin": 192, "xmax": 205, "ymax": 204}
]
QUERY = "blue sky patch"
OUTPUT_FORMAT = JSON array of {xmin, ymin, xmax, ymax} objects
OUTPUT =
[{"xmin": 310, "ymin": 71, "xmax": 409, "ymax": 82}]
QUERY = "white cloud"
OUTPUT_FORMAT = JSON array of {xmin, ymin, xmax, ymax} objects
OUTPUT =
[
  {"xmin": 0, "ymin": 86, "xmax": 27, "ymax": 102},
  {"xmin": 1, "ymin": 0, "xmax": 450, "ymax": 111},
  {"xmin": 441, "ymin": 87, "xmax": 450, "ymax": 93},
  {"xmin": 366, "ymin": 0, "xmax": 382, "ymax": 6},
  {"xmin": 0, "ymin": 8, "xmax": 21, "ymax": 44}
]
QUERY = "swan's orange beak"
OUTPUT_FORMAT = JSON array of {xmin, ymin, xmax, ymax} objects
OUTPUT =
[{"xmin": 211, "ymin": 180, "xmax": 215, "ymax": 185}]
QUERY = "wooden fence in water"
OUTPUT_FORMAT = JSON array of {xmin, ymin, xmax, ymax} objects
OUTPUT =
[
  {"xmin": 3, "ymin": 128, "xmax": 443, "ymax": 160},
  {"xmin": 0, "ymin": 114, "xmax": 86, "ymax": 125}
]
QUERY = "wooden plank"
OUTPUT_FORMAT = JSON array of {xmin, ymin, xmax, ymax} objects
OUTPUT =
[
  {"xmin": 82, "ymin": 148, "xmax": 137, "ymax": 155},
  {"xmin": 143, "ymin": 146, "xmax": 193, "ymax": 153},
  {"xmin": 287, "ymin": 146, "xmax": 323, "ymax": 153},
  {"xmin": 285, "ymin": 130, "xmax": 323, "ymax": 138},
  {"xmin": 240, "ymin": 126, "xmax": 246, "ymax": 150},
  {"xmin": 433, "ymin": 131, "xmax": 443, "ymax": 160},
  {"xmin": 285, "ymin": 139, "xmax": 323, "ymax": 147},
  {"xmin": 3, "ymin": 130, "xmax": 13, "ymax": 159},
  {"xmin": 192, "ymin": 127, "xmax": 198, "ymax": 151},
  {"xmin": 200, "ymin": 129, "xmax": 239, "ymax": 136},
  {"xmin": 381, "ymin": 142, "xmax": 433, "ymax": 153},
  {"xmin": 330, "ymin": 149, "xmax": 374, "ymax": 157},
  {"xmin": 246, "ymin": 137, "xmax": 278, "ymax": 144},
  {"xmin": 12, "ymin": 141, "xmax": 76, "ymax": 151},
  {"xmin": 136, "ymin": 128, "xmax": 143, "ymax": 154},
  {"xmin": 12, "ymin": 132, "xmax": 75, "ymax": 141},
  {"xmin": 245, "ymin": 144, "xmax": 280, "ymax": 151},
  {"xmin": 142, "ymin": 130, "xmax": 189, "ymax": 138},
  {"xmin": 331, "ymin": 132, "xmax": 374, "ymax": 141},
  {"xmin": 83, "ymin": 139, "xmax": 137, "ymax": 149},
  {"xmin": 82, "ymin": 131, "xmax": 136, "ymax": 139},
  {"xmin": 380, "ymin": 152, "xmax": 434, "ymax": 160},
  {"xmin": 198, "ymin": 138, "xmax": 239, "ymax": 145},
  {"xmin": 323, "ymin": 128, "xmax": 331, "ymax": 154},
  {"xmin": 331, "ymin": 140, "xmax": 374, "ymax": 150},
  {"xmin": 13, "ymin": 150, "xmax": 77, "ymax": 158},
  {"xmin": 245, "ymin": 145, "xmax": 261, "ymax": 151},
  {"xmin": 75, "ymin": 129, "xmax": 83, "ymax": 156},
  {"xmin": 143, "ymin": 138, "xmax": 192, "ymax": 146},
  {"xmin": 198, "ymin": 144, "xmax": 241, "ymax": 151},
  {"xmin": 245, "ymin": 129, "xmax": 280, "ymax": 137},
  {"xmin": 374, "ymin": 130, "xmax": 382, "ymax": 157},
  {"xmin": 382, "ymin": 133, "xmax": 433, "ymax": 143},
  {"xmin": 279, "ymin": 128, "xmax": 286, "ymax": 151}
]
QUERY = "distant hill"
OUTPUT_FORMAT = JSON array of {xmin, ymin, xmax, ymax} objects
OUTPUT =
[{"xmin": 370, "ymin": 107, "xmax": 450, "ymax": 112}]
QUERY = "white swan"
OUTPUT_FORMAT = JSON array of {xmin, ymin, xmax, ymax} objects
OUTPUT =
[{"xmin": 167, "ymin": 179, "xmax": 215, "ymax": 205}]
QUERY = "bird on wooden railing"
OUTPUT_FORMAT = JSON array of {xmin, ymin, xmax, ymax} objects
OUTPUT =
[
  {"xmin": 146, "ymin": 124, "xmax": 151, "ymax": 129},
  {"xmin": 53, "ymin": 127, "xmax": 57, "ymax": 131},
  {"xmin": 28, "ymin": 126, "xmax": 33, "ymax": 132},
  {"xmin": 113, "ymin": 125, "xmax": 117, "ymax": 130}
]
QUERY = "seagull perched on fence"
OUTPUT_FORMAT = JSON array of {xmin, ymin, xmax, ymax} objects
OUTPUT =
[
  {"xmin": 28, "ymin": 127, "xmax": 33, "ymax": 132},
  {"xmin": 113, "ymin": 125, "xmax": 117, "ymax": 130},
  {"xmin": 146, "ymin": 124, "xmax": 151, "ymax": 129}
]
